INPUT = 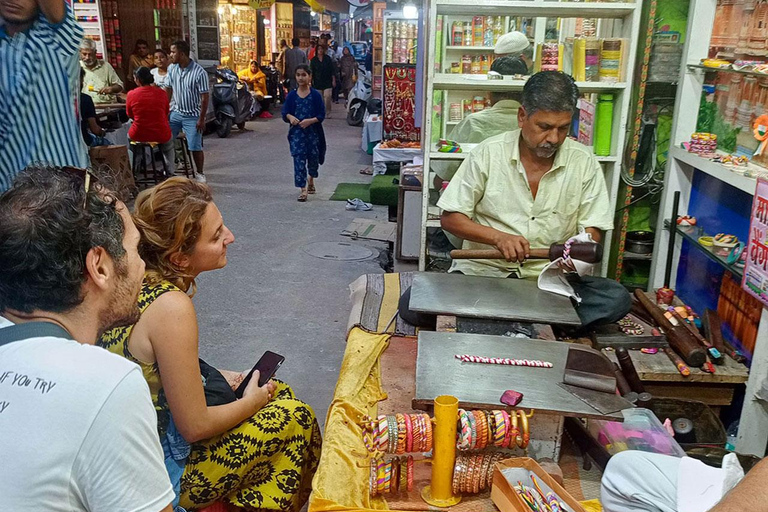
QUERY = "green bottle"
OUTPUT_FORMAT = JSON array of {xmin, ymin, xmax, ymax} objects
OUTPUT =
[{"xmin": 594, "ymin": 93, "xmax": 614, "ymax": 156}]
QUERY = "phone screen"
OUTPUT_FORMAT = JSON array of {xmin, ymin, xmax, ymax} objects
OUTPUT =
[{"xmin": 235, "ymin": 351, "xmax": 285, "ymax": 398}]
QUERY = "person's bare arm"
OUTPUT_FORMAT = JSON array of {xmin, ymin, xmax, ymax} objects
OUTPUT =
[
  {"xmin": 709, "ymin": 458, "xmax": 768, "ymax": 512},
  {"xmin": 87, "ymin": 117, "xmax": 105, "ymax": 136},
  {"xmin": 141, "ymin": 291, "xmax": 274, "ymax": 443},
  {"xmin": 38, "ymin": 0, "xmax": 66, "ymax": 24},
  {"xmin": 197, "ymin": 92, "xmax": 210, "ymax": 132},
  {"xmin": 441, "ymin": 211, "xmax": 530, "ymax": 262},
  {"xmin": 585, "ymin": 227, "xmax": 602, "ymax": 244}
]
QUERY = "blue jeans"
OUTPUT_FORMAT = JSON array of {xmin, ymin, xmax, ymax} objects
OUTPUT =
[
  {"xmin": 88, "ymin": 133, "xmax": 113, "ymax": 147},
  {"xmin": 293, "ymin": 154, "xmax": 319, "ymax": 188},
  {"xmin": 161, "ymin": 416, "xmax": 190, "ymax": 511},
  {"xmin": 169, "ymin": 111, "xmax": 203, "ymax": 151}
]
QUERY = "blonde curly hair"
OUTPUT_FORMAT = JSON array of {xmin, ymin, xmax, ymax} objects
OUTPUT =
[{"xmin": 133, "ymin": 177, "xmax": 213, "ymax": 295}]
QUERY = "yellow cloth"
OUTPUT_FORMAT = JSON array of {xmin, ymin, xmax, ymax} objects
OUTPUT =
[
  {"xmin": 81, "ymin": 60, "xmax": 123, "ymax": 103},
  {"xmin": 434, "ymin": 100, "xmax": 521, "ymax": 182},
  {"xmin": 238, "ymin": 67, "xmax": 268, "ymax": 97},
  {"xmin": 309, "ymin": 327, "xmax": 391, "ymax": 512},
  {"xmin": 580, "ymin": 499, "xmax": 602, "ymax": 512},
  {"xmin": 437, "ymin": 129, "xmax": 613, "ymax": 278}
]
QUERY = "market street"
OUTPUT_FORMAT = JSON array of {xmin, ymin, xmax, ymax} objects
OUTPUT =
[{"xmin": 192, "ymin": 114, "xmax": 388, "ymax": 425}]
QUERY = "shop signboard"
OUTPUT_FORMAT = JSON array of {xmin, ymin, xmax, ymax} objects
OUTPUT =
[
  {"xmin": 250, "ymin": 0, "xmax": 276, "ymax": 9},
  {"xmin": 742, "ymin": 177, "xmax": 768, "ymax": 306}
]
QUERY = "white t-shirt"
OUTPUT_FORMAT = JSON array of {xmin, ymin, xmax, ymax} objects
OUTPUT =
[
  {"xmin": 0, "ymin": 316, "xmax": 174, "ymax": 512},
  {"xmin": 151, "ymin": 68, "xmax": 170, "ymax": 88}
]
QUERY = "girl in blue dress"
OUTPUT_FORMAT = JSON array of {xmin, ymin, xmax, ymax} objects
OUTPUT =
[{"xmin": 282, "ymin": 64, "xmax": 327, "ymax": 202}]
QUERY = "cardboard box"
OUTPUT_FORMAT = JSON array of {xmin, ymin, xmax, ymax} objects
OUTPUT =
[{"xmin": 491, "ymin": 458, "xmax": 586, "ymax": 512}]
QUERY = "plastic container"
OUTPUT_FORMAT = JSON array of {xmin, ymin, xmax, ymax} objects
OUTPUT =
[
  {"xmin": 648, "ymin": 398, "xmax": 727, "ymax": 450},
  {"xmin": 594, "ymin": 93, "xmax": 614, "ymax": 156},
  {"xmin": 588, "ymin": 408, "xmax": 686, "ymax": 457}
]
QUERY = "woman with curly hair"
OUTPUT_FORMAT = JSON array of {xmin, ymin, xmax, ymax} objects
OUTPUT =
[{"xmin": 98, "ymin": 177, "xmax": 321, "ymax": 511}]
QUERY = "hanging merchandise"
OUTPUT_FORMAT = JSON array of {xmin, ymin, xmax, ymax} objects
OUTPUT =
[
  {"xmin": 594, "ymin": 94, "xmax": 614, "ymax": 156},
  {"xmin": 383, "ymin": 64, "xmax": 420, "ymax": 142}
]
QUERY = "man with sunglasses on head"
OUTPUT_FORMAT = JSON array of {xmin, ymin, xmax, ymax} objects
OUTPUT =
[
  {"xmin": 0, "ymin": 0, "xmax": 89, "ymax": 193},
  {"xmin": 0, "ymin": 166, "xmax": 174, "ymax": 512}
]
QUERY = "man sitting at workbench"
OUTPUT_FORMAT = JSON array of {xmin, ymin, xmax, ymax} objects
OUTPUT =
[{"xmin": 401, "ymin": 71, "xmax": 631, "ymax": 329}]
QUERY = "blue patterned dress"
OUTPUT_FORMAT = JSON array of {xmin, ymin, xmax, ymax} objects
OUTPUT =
[{"xmin": 288, "ymin": 94, "xmax": 320, "ymax": 188}]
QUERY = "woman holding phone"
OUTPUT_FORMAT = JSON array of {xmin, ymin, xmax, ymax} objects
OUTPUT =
[{"xmin": 98, "ymin": 178, "xmax": 321, "ymax": 512}]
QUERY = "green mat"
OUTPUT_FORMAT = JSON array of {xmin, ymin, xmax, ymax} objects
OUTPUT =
[
  {"xmin": 370, "ymin": 174, "xmax": 399, "ymax": 207},
  {"xmin": 330, "ymin": 182, "xmax": 370, "ymax": 202}
]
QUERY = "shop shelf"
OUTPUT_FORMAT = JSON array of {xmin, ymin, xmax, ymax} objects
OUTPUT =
[
  {"xmin": 444, "ymin": 45, "xmax": 496, "ymax": 51},
  {"xmin": 435, "ymin": 0, "xmax": 638, "ymax": 18},
  {"xmin": 433, "ymin": 73, "xmax": 627, "ymax": 92},
  {"xmin": 687, "ymin": 64, "xmax": 768, "ymax": 79},
  {"xmin": 668, "ymin": 146, "xmax": 757, "ymax": 196},
  {"xmin": 663, "ymin": 220, "xmax": 743, "ymax": 280}
]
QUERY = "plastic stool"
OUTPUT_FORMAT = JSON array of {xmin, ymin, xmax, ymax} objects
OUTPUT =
[
  {"xmin": 130, "ymin": 141, "xmax": 169, "ymax": 187},
  {"xmin": 175, "ymin": 133, "xmax": 195, "ymax": 178}
]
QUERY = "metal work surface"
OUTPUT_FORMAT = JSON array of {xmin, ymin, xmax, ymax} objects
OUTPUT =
[
  {"xmin": 414, "ymin": 331, "xmax": 624, "ymax": 420},
  {"xmin": 409, "ymin": 272, "xmax": 581, "ymax": 326}
]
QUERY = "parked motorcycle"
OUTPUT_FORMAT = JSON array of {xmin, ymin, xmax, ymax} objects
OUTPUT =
[
  {"xmin": 207, "ymin": 66, "xmax": 254, "ymax": 138},
  {"xmin": 346, "ymin": 63, "xmax": 372, "ymax": 127}
]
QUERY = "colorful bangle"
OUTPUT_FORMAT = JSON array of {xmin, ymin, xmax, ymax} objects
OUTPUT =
[
  {"xmin": 370, "ymin": 458, "xmax": 378, "ymax": 496},
  {"xmin": 391, "ymin": 457, "xmax": 399, "ymax": 494},
  {"xmin": 383, "ymin": 459, "xmax": 392, "ymax": 494},
  {"xmin": 399, "ymin": 456, "xmax": 407, "ymax": 492},
  {"xmin": 510, "ymin": 410, "xmax": 521, "ymax": 448},
  {"xmin": 407, "ymin": 455, "xmax": 414, "ymax": 492},
  {"xmin": 457, "ymin": 409, "xmax": 471, "ymax": 451},
  {"xmin": 452, "ymin": 455, "xmax": 464, "ymax": 495},
  {"xmin": 423, "ymin": 413, "xmax": 433, "ymax": 452},
  {"xmin": 466, "ymin": 409, "xmax": 477, "ymax": 450},
  {"xmin": 377, "ymin": 458, "xmax": 386, "ymax": 495},
  {"xmin": 387, "ymin": 416, "xmax": 398, "ymax": 453},
  {"xmin": 395, "ymin": 414, "xmax": 406, "ymax": 454},
  {"xmin": 472, "ymin": 454, "xmax": 483, "ymax": 494},
  {"xmin": 501, "ymin": 410, "xmax": 512, "ymax": 448},
  {"xmin": 404, "ymin": 413, "xmax": 413, "ymax": 453},
  {"xmin": 493, "ymin": 410, "xmax": 506, "ymax": 447},
  {"xmin": 473, "ymin": 410, "xmax": 487, "ymax": 449},
  {"xmin": 377, "ymin": 415, "xmax": 388, "ymax": 452},
  {"xmin": 518, "ymin": 410, "xmax": 530, "ymax": 449}
]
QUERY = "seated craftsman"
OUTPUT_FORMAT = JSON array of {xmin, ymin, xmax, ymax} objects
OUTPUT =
[
  {"xmin": 80, "ymin": 38, "xmax": 124, "ymax": 104},
  {"xmin": 601, "ymin": 450, "xmax": 750, "ymax": 512},
  {"xmin": 238, "ymin": 60, "xmax": 273, "ymax": 118},
  {"xmin": 434, "ymin": 56, "xmax": 527, "ymax": 184},
  {"xmin": 80, "ymin": 70, "xmax": 112, "ymax": 147},
  {"xmin": 401, "ymin": 71, "xmax": 631, "ymax": 330}
]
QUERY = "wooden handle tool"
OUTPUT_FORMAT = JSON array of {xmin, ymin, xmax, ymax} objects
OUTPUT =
[{"xmin": 450, "ymin": 242, "xmax": 603, "ymax": 263}]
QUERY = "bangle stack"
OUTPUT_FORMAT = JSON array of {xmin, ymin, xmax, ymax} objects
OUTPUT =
[
  {"xmin": 369, "ymin": 455, "xmax": 414, "ymax": 496},
  {"xmin": 452, "ymin": 452, "xmax": 506, "ymax": 495},
  {"xmin": 457, "ymin": 409, "xmax": 531, "ymax": 451},
  {"xmin": 363, "ymin": 414, "xmax": 434, "ymax": 454}
]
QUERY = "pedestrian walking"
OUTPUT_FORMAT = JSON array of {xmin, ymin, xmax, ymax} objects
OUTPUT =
[
  {"xmin": 310, "ymin": 44, "xmax": 335, "ymax": 117},
  {"xmin": 284, "ymin": 37, "xmax": 308, "ymax": 91},
  {"xmin": 282, "ymin": 65, "xmax": 326, "ymax": 202},
  {"xmin": 340, "ymin": 47, "xmax": 357, "ymax": 99},
  {"xmin": 166, "ymin": 39, "xmax": 210, "ymax": 183}
]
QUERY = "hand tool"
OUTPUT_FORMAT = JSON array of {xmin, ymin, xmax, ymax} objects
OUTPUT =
[
  {"xmin": 634, "ymin": 289, "xmax": 707, "ymax": 367},
  {"xmin": 449, "ymin": 242, "xmax": 603, "ymax": 263}
]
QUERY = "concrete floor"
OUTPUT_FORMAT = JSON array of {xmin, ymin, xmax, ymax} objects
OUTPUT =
[{"xmin": 192, "ymin": 111, "xmax": 387, "ymax": 425}]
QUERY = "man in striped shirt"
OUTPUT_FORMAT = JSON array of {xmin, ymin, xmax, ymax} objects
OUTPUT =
[
  {"xmin": 0, "ymin": 0, "xmax": 89, "ymax": 192},
  {"xmin": 166, "ymin": 39, "xmax": 209, "ymax": 183}
]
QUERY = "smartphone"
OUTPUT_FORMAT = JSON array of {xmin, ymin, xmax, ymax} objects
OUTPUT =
[{"xmin": 235, "ymin": 351, "xmax": 285, "ymax": 398}]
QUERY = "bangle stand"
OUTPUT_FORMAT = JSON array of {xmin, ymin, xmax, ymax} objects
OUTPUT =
[{"xmin": 421, "ymin": 395, "xmax": 462, "ymax": 507}]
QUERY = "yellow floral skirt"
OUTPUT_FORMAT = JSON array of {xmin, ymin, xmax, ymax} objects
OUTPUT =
[{"xmin": 180, "ymin": 381, "xmax": 322, "ymax": 511}]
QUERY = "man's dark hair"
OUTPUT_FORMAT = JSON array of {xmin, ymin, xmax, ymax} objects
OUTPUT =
[
  {"xmin": 0, "ymin": 166, "xmax": 126, "ymax": 314},
  {"xmin": 172, "ymin": 40, "xmax": 190, "ymax": 56},
  {"xmin": 521, "ymin": 71, "xmax": 579, "ymax": 117},
  {"xmin": 291, "ymin": 37, "xmax": 300, "ymax": 47},
  {"xmin": 491, "ymin": 56, "xmax": 528, "ymax": 76},
  {"xmin": 135, "ymin": 39, "xmax": 149, "ymax": 48}
]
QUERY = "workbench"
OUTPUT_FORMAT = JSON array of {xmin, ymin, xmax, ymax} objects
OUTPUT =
[{"xmin": 604, "ymin": 349, "xmax": 748, "ymax": 409}]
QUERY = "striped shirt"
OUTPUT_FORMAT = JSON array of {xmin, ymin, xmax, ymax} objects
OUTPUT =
[
  {"xmin": 166, "ymin": 60, "xmax": 209, "ymax": 118},
  {"xmin": 0, "ymin": 7, "xmax": 88, "ymax": 192}
]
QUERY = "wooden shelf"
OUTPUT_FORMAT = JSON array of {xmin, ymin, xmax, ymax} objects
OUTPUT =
[
  {"xmin": 435, "ymin": 0, "xmax": 638, "ymax": 17},
  {"xmin": 445, "ymin": 45, "xmax": 496, "ymax": 51},
  {"xmin": 433, "ymin": 73, "xmax": 627, "ymax": 92}
]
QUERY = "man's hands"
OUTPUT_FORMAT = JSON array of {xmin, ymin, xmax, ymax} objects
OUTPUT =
[
  {"xmin": 196, "ymin": 116, "xmax": 205, "ymax": 133},
  {"xmin": 494, "ymin": 233, "xmax": 531, "ymax": 263}
]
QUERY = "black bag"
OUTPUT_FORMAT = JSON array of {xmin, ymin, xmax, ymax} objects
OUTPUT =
[{"xmin": 199, "ymin": 359, "xmax": 237, "ymax": 406}]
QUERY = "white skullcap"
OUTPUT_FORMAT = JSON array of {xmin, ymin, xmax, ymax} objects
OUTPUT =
[{"xmin": 494, "ymin": 31, "xmax": 530, "ymax": 56}]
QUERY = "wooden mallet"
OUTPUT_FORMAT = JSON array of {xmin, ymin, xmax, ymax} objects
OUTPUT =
[{"xmin": 450, "ymin": 242, "xmax": 603, "ymax": 263}]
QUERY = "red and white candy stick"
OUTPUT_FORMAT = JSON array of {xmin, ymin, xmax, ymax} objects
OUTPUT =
[{"xmin": 454, "ymin": 354, "xmax": 553, "ymax": 368}]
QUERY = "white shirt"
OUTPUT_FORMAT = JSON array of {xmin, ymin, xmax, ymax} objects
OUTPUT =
[
  {"xmin": 151, "ymin": 68, "xmax": 170, "ymax": 89},
  {"xmin": 0, "ymin": 316, "xmax": 174, "ymax": 512}
]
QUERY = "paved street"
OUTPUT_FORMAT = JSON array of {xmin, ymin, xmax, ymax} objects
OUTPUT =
[{"xmin": 192, "ymin": 112, "xmax": 386, "ymax": 425}]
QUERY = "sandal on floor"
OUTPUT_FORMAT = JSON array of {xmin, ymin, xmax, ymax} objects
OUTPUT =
[
  {"xmin": 298, "ymin": 192, "xmax": 308, "ymax": 202},
  {"xmin": 307, "ymin": 183, "xmax": 316, "ymax": 194},
  {"xmin": 359, "ymin": 167, "xmax": 373, "ymax": 175}
]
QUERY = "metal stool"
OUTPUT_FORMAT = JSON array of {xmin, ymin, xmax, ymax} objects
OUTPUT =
[
  {"xmin": 130, "ymin": 141, "xmax": 169, "ymax": 187},
  {"xmin": 175, "ymin": 133, "xmax": 195, "ymax": 178}
]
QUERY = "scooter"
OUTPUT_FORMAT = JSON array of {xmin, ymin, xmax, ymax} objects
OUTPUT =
[
  {"xmin": 207, "ymin": 67, "xmax": 254, "ymax": 138},
  {"xmin": 346, "ymin": 63, "xmax": 372, "ymax": 127}
]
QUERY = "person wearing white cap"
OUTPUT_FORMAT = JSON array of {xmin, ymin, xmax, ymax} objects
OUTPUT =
[{"xmin": 494, "ymin": 31, "xmax": 533, "ymax": 72}]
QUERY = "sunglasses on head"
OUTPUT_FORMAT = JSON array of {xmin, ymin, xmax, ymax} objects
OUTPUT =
[{"xmin": 61, "ymin": 167, "xmax": 98, "ymax": 207}]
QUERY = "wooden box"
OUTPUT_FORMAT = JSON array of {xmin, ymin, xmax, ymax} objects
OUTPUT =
[{"xmin": 491, "ymin": 458, "xmax": 586, "ymax": 512}]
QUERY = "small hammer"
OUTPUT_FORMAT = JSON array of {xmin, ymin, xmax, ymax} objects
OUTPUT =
[{"xmin": 450, "ymin": 242, "xmax": 603, "ymax": 263}]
